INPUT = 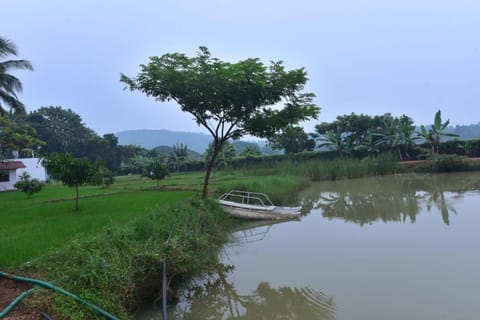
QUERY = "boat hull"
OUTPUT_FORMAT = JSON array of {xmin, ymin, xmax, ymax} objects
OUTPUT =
[{"xmin": 221, "ymin": 205, "xmax": 301, "ymax": 220}]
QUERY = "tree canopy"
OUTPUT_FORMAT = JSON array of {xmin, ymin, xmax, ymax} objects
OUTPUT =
[
  {"xmin": 26, "ymin": 106, "xmax": 97, "ymax": 156},
  {"xmin": 142, "ymin": 158, "xmax": 169, "ymax": 186},
  {"xmin": 121, "ymin": 46, "xmax": 319, "ymax": 196},
  {"xmin": 269, "ymin": 125, "xmax": 315, "ymax": 154},
  {"xmin": 0, "ymin": 115, "xmax": 44, "ymax": 159},
  {"xmin": 44, "ymin": 153, "xmax": 103, "ymax": 210}
]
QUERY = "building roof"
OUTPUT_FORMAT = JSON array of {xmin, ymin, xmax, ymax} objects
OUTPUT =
[{"xmin": 0, "ymin": 161, "xmax": 26, "ymax": 170}]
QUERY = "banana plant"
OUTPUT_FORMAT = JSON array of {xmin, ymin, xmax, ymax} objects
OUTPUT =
[{"xmin": 418, "ymin": 110, "xmax": 458, "ymax": 154}]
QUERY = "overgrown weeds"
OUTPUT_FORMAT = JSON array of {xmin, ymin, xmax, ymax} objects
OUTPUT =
[
  {"xmin": 20, "ymin": 199, "xmax": 232, "ymax": 319},
  {"xmin": 414, "ymin": 154, "xmax": 480, "ymax": 173}
]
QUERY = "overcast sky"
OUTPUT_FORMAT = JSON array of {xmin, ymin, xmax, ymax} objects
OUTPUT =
[{"xmin": 3, "ymin": 0, "xmax": 479, "ymax": 135}]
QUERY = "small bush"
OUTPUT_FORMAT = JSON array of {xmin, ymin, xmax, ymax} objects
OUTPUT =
[
  {"xmin": 101, "ymin": 168, "xmax": 115, "ymax": 188},
  {"xmin": 14, "ymin": 172, "xmax": 43, "ymax": 198}
]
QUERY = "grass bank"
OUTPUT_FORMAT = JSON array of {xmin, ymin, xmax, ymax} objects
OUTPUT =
[
  {"xmin": 1, "ymin": 172, "xmax": 309, "ymax": 319},
  {"xmin": 19, "ymin": 199, "xmax": 232, "ymax": 319}
]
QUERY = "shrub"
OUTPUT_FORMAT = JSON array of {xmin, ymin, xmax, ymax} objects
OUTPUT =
[
  {"xmin": 14, "ymin": 172, "xmax": 43, "ymax": 198},
  {"xmin": 415, "ymin": 154, "xmax": 474, "ymax": 173},
  {"xmin": 100, "ymin": 167, "xmax": 115, "ymax": 188}
]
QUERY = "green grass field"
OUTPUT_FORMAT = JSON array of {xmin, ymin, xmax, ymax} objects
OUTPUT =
[{"xmin": 0, "ymin": 175, "xmax": 196, "ymax": 268}]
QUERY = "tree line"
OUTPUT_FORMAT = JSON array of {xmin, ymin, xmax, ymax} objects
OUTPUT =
[{"xmin": 3, "ymin": 37, "xmax": 480, "ymax": 200}]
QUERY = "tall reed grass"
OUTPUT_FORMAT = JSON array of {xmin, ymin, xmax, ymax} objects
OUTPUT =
[{"xmin": 235, "ymin": 153, "xmax": 400, "ymax": 182}]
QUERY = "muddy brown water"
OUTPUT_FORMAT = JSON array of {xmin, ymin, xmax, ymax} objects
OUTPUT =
[{"xmin": 138, "ymin": 172, "xmax": 480, "ymax": 319}]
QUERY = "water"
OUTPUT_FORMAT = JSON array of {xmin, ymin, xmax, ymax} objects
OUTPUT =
[{"xmin": 140, "ymin": 172, "xmax": 480, "ymax": 319}]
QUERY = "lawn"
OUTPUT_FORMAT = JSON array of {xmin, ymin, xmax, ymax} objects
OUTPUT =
[{"xmin": 0, "ymin": 175, "xmax": 196, "ymax": 268}]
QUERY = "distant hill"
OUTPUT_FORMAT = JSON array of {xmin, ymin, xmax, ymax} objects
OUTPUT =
[
  {"xmin": 444, "ymin": 123, "xmax": 480, "ymax": 140},
  {"xmin": 116, "ymin": 129, "xmax": 274, "ymax": 155},
  {"xmin": 116, "ymin": 129, "xmax": 212, "ymax": 153}
]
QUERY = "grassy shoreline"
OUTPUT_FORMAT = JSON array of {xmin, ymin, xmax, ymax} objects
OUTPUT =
[{"xmin": 1, "ymin": 172, "xmax": 308, "ymax": 319}]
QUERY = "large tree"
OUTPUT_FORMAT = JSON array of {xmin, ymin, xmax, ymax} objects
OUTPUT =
[
  {"xmin": 0, "ymin": 36, "xmax": 33, "ymax": 117},
  {"xmin": 121, "ymin": 47, "xmax": 319, "ymax": 197},
  {"xmin": 314, "ymin": 113, "xmax": 382, "ymax": 156},
  {"xmin": 0, "ymin": 115, "xmax": 44, "ymax": 159},
  {"xmin": 26, "ymin": 106, "xmax": 97, "ymax": 156},
  {"xmin": 269, "ymin": 125, "xmax": 315, "ymax": 154}
]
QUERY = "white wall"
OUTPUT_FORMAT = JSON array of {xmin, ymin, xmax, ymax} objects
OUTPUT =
[
  {"xmin": 0, "ymin": 170, "xmax": 17, "ymax": 191},
  {"xmin": 16, "ymin": 158, "xmax": 47, "ymax": 182}
]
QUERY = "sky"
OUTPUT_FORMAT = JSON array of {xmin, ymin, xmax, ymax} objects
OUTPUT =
[{"xmin": 3, "ymin": 0, "xmax": 480, "ymax": 136}]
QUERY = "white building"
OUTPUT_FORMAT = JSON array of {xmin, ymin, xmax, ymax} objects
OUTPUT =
[
  {"xmin": 0, "ymin": 161, "xmax": 26, "ymax": 191},
  {"xmin": 0, "ymin": 158, "xmax": 47, "ymax": 192},
  {"xmin": 15, "ymin": 158, "xmax": 47, "ymax": 182}
]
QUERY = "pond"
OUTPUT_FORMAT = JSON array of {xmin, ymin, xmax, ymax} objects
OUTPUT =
[{"xmin": 140, "ymin": 172, "xmax": 480, "ymax": 319}]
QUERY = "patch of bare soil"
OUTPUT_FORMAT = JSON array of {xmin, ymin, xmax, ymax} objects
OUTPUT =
[{"xmin": 0, "ymin": 277, "xmax": 41, "ymax": 320}]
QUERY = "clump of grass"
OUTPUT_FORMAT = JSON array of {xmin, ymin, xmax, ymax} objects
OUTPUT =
[
  {"xmin": 292, "ymin": 153, "xmax": 399, "ymax": 181},
  {"xmin": 415, "ymin": 154, "xmax": 477, "ymax": 173}
]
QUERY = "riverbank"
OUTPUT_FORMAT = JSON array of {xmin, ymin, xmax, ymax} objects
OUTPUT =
[
  {"xmin": 1, "ymin": 199, "xmax": 233, "ymax": 319},
  {"xmin": 1, "ymin": 172, "xmax": 307, "ymax": 319}
]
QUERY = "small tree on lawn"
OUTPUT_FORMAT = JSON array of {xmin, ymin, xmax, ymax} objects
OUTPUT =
[
  {"xmin": 100, "ymin": 167, "xmax": 115, "ymax": 188},
  {"xmin": 121, "ymin": 46, "xmax": 319, "ymax": 197},
  {"xmin": 142, "ymin": 158, "xmax": 169, "ymax": 186},
  {"xmin": 43, "ymin": 153, "xmax": 103, "ymax": 210},
  {"xmin": 14, "ymin": 172, "xmax": 43, "ymax": 198}
]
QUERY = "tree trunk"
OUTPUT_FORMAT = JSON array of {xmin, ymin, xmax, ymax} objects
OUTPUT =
[
  {"xmin": 202, "ymin": 140, "xmax": 224, "ymax": 198},
  {"xmin": 75, "ymin": 184, "xmax": 79, "ymax": 211},
  {"xmin": 396, "ymin": 147, "xmax": 403, "ymax": 161}
]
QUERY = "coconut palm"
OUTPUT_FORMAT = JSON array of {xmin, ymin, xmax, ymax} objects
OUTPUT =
[{"xmin": 0, "ymin": 36, "xmax": 33, "ymax": 117}]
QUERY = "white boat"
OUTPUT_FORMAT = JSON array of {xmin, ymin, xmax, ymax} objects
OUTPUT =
[{"xmin": 218, "ymin": 190, "xmax": 302, "ymax": 220}]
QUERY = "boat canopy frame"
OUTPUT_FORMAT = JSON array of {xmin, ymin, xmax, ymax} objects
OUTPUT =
[{"xmin": 218, "ymin": 190, "xmax": 275, "ymax": 208}]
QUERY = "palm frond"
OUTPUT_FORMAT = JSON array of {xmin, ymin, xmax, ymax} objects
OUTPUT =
[
  {"xmin": 0, "ymin": 59, "xmax": 33, "ymax": 72},
  {"xmin": 0, "ymin": 37, "xmax": 18, "ymax": 57}
]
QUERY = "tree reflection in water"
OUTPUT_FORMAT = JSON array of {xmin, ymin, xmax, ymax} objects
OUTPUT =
[
  {"xmin": 300, "ymin": 172, "xmax": 480, "ymax": 226},
  {"xmin": 169, "ymin": 263, "xmax": 335, "ymax": 319}
]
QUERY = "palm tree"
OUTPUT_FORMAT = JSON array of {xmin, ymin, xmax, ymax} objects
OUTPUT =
[
  {"xmin": 0, "ymin": 36, "xmax": 33, "ymax": 117},
  {"xmin": 315, "ymin": 127, "xmax": 351, "ymax": 158}
]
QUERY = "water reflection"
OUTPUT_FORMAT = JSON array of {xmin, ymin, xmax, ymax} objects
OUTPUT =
[
  {"xmin": 168, "ymin": 264, "xmax": 335, "ymax": 320},
  {"xmin": 300, "ymin": 172, "xmax": 480, "ymax": 226}
]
